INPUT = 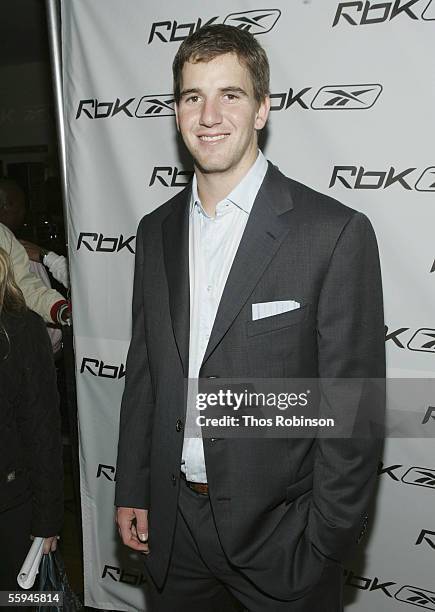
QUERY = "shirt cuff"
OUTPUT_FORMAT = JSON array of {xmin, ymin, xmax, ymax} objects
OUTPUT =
[{"xmin": 50, "ymin": 299, "xmax": 69, "ymax": 324}]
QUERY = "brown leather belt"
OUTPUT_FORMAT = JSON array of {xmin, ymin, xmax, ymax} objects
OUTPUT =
[{"xmin": 180, "ymin": 471, "xmax": 209, "ymax": 496}]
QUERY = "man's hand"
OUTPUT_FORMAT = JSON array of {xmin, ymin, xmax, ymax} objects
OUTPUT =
[
  {"xmin": 30, "ymin": 535, "xmax": 59, "ymax": 555},
  {"xmin": 30, "ymin": 535, "xmax": 59, "ymax": 554},
  {"xmin": 116, "ymin": 507, "xmax": 149, "ymax": 553},
  {"xmin": 42, "ymin": 536, "xmax": 58, "ymax": 554}
]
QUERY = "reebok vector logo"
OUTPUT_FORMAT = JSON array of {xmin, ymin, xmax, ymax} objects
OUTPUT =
[
  {"xmin": 395, "ymin": 586, "xmax": 435, "ymax": 609},
  {"xmin": 311, "ymin": 84, "xmax": 382, "ymax": 109},
  {"xmin": 401, "ymin": 467, "xmax": 435, "ymax": 489},
  {"xmin": 407, "ymin": 329, "xmax": 435, "ymax": 354},
  {"xmin": 135, "ymin": 95, "xmax": 175, "ymax": 118},
  {"xmin": 223, "ymin": 9, "xmax": 281, "ymax": 34}
]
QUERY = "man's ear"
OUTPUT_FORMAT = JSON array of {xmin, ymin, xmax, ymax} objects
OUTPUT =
[{"xmin": 255, "ymin": 95, "xmax": 271, "ymax": 131}]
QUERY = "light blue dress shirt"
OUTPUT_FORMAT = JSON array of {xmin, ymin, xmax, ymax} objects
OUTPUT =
[{"xmin": 181, "ymin": 150, "xmax": 268, "ymax": 483}]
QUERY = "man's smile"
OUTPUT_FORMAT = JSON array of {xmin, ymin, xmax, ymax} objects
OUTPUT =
[{"xmin": 197, "ymin": 134, "xmax": 230, "ymax": 143}]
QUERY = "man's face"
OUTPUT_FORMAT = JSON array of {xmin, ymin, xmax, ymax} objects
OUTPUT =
[{"xmin": 175, "ymin": 53, "xmax": 269, "ymax": 177}]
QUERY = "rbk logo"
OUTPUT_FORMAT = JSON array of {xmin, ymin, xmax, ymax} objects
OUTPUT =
[
  {"xmin": 77, "ymin": 233, "xmax": 135, "ymax": 253},
  {"xmin": 311, "ymin": 84, "xmax": 382, "ymax": 109},
  {"xmin": 80, "ymin": 358, "xmax": 126, "ymax": 380},
  {"xmin": 270, "ymin": 84, "xmax": 382, "ymax": 112},
  {"xmin": 76, "ymin": 96, "xmax": 175, "ymax": 119},
  {"xmin": 395, "ymin": 585, "xmax": 435, "ymax": 610},
  {"xmin": 329, "ymin": 166, "xmax": 435, "ymax": 190},
  {"xmin": 223, "ymin": 9, "xmax": 281, "ymax": 34},
  {"xmin": 333, "ymin": 0, "xmax": 435, "ymax": 27},
  {"xmin": 135, "ymin": 95, "xmax": 175, "ymax": 118},
  {"xmin": 148, "ymin": 9, "xmax": 281, "ymax": 43},
  {"xmin": 149, "ymin": 166, "xmax": 193, "ymax": 187},
  {"xmin": 76, "ymin": 98, "xmax": 135, "ymax": 119},
  {"xmin": 415, "ymin": 529, "xmax": 435, "ymax": 550}
]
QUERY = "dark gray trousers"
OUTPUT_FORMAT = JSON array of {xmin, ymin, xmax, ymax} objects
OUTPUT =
[{"xmin": 146, "ymin": 479, "xmax": 344, "ymax": 612}]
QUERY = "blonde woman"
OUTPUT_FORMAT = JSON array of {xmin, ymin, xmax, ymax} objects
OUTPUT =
[{"xmin": 0, "ymin": 247, "xmax": 63, "ymax": 594}]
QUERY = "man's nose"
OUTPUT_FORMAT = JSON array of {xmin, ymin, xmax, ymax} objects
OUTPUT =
[{"xmin": 199, "ymin": 98, "xmax": 222, "ymax": 127}]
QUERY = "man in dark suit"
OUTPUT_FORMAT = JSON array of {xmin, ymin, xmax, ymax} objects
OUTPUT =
[{"xmin": 115, "ymin": 24, "xmax": 385, "ymax": 612}]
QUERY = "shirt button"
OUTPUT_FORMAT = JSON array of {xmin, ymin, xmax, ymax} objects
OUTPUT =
[
  {"xmin": 207, "ymin": 285, "xmax": 212, "ymax": 292},
  {"xmin": 176, "ymin": 419, "xmax": 183, "ymax": 432}
]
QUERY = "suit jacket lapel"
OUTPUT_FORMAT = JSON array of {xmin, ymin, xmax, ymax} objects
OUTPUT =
[
  {"xmin": 162, "ymin": 188, "xmax": 191, "ymax": 377},
  {"xmin": 202, "ymin": 163, "xmax": 294, "ymax": 367}
]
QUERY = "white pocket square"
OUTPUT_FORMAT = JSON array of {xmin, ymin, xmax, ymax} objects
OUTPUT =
[{"xmin": 252, "ymin": 300, "xmax": 300, "ymax": 321}]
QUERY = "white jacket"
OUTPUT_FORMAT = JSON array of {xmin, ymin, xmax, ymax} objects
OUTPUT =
[{"xmin": 0, "ymin": 222, "xmax": 65, "ymax": 323}]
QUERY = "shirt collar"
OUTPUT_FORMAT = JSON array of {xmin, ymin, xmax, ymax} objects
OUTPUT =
[{"xmin": 190, "ymin": 150, "xmax": 268, "ymax": 217}]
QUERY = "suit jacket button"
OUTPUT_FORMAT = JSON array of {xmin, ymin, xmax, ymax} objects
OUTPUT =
[
  {"xmin": 176, "ymin": 419, "xmax": 183, "ymax": 432},
  {"xmin": 171, "ymin": 474, "xmax": 177, "ymax": 485}
]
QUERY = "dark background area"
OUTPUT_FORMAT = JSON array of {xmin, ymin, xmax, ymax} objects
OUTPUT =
[
  {"xmin": 1, "ymin": 0, "xmax": 49, "ymax": 65},
  {"xmin": 0, "ymin": 0, "xmax": 66, "ymax": 255}
]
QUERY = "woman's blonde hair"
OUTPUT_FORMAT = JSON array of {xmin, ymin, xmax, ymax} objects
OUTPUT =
[{"xmin": 0, "ymin": 246, "xmax": 26, "ymax": 316}]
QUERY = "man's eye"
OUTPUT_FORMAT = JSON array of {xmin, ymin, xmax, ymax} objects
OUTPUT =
[
  {"xmin": 224, "ymin": 94, "xmax": 238, "ymax": 101},
  {"xmin": 187, "ymin": 95, "xmax": 200, "ymax": 103}
]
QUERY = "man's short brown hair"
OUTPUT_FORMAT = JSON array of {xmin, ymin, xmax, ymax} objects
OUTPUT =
[{"xmin": 172, "ymin": 24, "xmax": 270, "ymax": 104}]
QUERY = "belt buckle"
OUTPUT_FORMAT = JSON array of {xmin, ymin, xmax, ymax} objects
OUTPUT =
[
  {"xmin": 191, "ymin": 482, "xmax": 209, "ymax": 496},
  {"xmin": 181, "ymin": 472, "xmax": 209, "ymax": 496}
]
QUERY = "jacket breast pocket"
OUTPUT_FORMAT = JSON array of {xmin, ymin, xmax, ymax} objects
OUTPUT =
[{"xmin": 246, "ymin": 304, "xmax": 309, "ymax": 338}]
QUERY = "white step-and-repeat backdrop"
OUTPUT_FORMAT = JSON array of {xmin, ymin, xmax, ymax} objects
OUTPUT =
[{"xmin": 61, "ymin": 1, "xmax": 435, "ymax": 610}]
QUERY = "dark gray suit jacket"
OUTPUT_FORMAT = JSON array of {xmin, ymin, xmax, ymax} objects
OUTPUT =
[{"xmin": 115, "ymin": 162, "xmax": 385, "ymax": 600}]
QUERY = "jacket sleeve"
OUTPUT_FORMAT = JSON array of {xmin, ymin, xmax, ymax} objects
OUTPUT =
[
  {"xmin": 0, "ymin": 223, "xmax": 65, "ymax": 323},
  {"xmin": 308, "ymin": 211, "xmax": 385, "ymax": 562},
  {"xmin": 17, "ymin": 312, "xmax": 64, "ymax": 537},
  {"xmin": 115, "ymin": 217, "xmax": 156, "ymax": 509}
]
